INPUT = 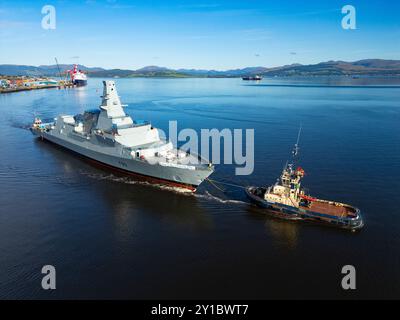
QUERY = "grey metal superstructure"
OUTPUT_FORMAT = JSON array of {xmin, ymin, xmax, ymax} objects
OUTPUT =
[{"xmin": 31, "ymin": 81, "xmax": 214, "ymax": 191}]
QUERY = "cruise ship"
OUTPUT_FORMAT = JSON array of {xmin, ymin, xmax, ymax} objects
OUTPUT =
[
  {"xmin": 68, "ymin": 64, "xmax": 87, "ymax": 86},
  {"xmin": 31, "ymin": 81, "xmax": 214, "ymax": 191}
]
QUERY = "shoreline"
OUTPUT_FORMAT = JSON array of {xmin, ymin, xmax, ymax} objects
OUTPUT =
[
  {"xmin": 0, "ymin": 83, "xmax": 77, "ymax": 94},
  {"xmin": 87, "ymin": 74, "xmax": 400, "ymax": 79},
  {"xmin": 0, "ymin": 84, "xmax": 59, "ymax": 94}
]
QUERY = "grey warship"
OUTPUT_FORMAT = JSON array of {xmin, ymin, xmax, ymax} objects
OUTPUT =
[{"xmin": 31, "ymin": 80, "xmax": 214, "ymax": 191}]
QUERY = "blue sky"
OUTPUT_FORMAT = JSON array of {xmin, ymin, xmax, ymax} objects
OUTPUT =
[{"xmin": 0, "ymin": 0, "xmax": 399, "ymax": 69}]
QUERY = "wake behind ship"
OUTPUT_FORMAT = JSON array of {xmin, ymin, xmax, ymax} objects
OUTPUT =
[{"xmin": 31, "ymin": 81, "xmax": 214, "ymax": 191}]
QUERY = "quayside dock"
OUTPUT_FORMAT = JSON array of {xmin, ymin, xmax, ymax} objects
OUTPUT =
[
  {"xmin": 1, "ymin": 84, "xmax": 58, "ymax": 93},
  {"xmin": 0, "ymin": 81, "xmax": 77, "ymax": 94}
]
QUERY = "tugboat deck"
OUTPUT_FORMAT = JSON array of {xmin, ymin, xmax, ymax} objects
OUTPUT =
[{"xmin": 301, "ymin": 201, "xmax": 357, "ymax": 218}]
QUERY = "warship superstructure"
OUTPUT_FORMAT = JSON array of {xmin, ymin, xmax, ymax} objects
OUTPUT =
[{"xmin": 31, "ymin": 81, "xmax": 214, "ymax": 191}]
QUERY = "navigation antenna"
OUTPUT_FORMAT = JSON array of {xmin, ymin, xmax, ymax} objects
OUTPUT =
[
  {"xmin": 54, "ymin": 58, "xmax": 63, "ymax": 80},
  {"xmin": 292, "ymin": 124, "xmax": 302, "ymax": 158}
]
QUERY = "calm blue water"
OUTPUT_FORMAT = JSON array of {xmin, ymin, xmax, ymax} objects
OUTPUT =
[{"xmin": 0, "ymin": 77, "xmax": 399, "ymax": 299}]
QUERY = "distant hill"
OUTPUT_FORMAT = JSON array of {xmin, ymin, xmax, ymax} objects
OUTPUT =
[
  {"xmin": 264, "ymin": 60, "xmax": 400, "ymax": 76},
  {"xmin": 0, "ymin": 64, "xmax": 105, "ymax": 77},
  {"xmin": 86, "ymin": 69, "xmax": 141, "ymax": 78},
  {"xmin": 175, "ymin": 66, "xmax": 269, "ymax": 77},
  {"xmin": 89, "ymin": 66, "xmax": 191, "ymax": 78},
  {"xmin": 1, "ymin": 59, "xmax": 400, "ymax": 78}
]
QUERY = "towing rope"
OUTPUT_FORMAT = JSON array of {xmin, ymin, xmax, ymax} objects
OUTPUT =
[
  {"xmin": 206, "ymin": 178, "xmax": 226, "ymax": 192},
  {"xmin": 205, "ymin": 178, "xmax": 247, "ymax": 191}
]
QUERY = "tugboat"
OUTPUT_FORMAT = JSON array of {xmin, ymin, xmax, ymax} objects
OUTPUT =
[
  {"xmin": 245, "ymin": 128, "xmax": 363, "ymax": 230},
  {"xmin": 242, "ymin": 75, "xmax": 262, "ymax": 81}
]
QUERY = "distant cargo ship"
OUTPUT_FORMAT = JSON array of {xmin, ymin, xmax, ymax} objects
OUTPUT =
[
  {"xmin": 68, "ymin": 64, "xmax": 87, "ymax": 86},
  {"xmin": 242, "ymin": 75, "xmax": 262, "ymax": 81}
]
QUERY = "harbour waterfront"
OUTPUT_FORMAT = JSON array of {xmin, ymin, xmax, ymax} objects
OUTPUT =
[{"xmin": 0, "ymin": 77, "xmax": 399, "ymax": 299}]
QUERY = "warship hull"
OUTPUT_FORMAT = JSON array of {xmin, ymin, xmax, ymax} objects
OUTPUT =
[{"xmin": 32, "ymin": 129, "xmax": 212, "ymax": 191}]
